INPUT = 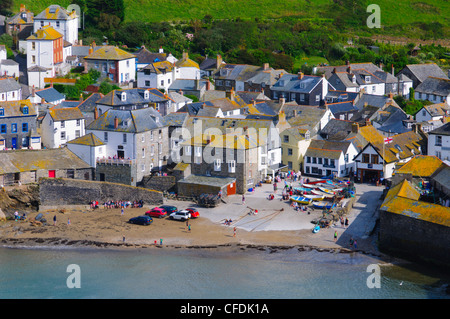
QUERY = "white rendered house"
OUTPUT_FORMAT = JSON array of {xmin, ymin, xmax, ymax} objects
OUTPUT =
[
  {"xmin": 0, "ymin": 78, "xmax": 22, "ymax": 102},
  {"xmin": 41, "ymin": 107, "xmax": 85, "ymax": 148},
  {"xmin": 33, "ymin": 5, "xmax": 79, "ymax": 45}
]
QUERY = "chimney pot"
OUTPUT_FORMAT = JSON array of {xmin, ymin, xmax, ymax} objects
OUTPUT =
[
  {"xmin": 298, "ymin": 72, "xmax": 304, "ymax": 80},
  {"xmin": 94, "ymin": 107, "xmax": 99, "ymax": 120},
  {"xmin": 114, "ymin": 117, "xmax": 119, "ymax": 129},
  {"xmin": 351, "ymin": 123, "xmax": 359, "ymax": 133},
  {"xmin": 263, "ymin": 63, "xmax": 269, "ymax": 71}
]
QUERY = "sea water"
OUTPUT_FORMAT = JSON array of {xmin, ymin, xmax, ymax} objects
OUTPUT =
[{"xmin": 0, "ymin": 247, "xmax": 448, "ymax": 299}]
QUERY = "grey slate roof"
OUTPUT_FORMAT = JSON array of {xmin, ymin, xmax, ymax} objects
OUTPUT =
[
  {"xmin": 415, "ymin": 77, "xmax": 450, "ymax": 96},
  {"xmin": 0, "ymin": 78, "xmax": 21, "ymax": 93},
  {"xmin": 78, "ymin": 93, "xmax": 104, "ymax": 113},
  {"xmin": 354, "ymin": 94, "xmax": 396, "ymax": 110},
  {"xmin": 271, "ymin": 74, "xmax": 324, "ymax": 93},
  {"xmin": 320, "ymin": 119, "xmax": 355, "ymax": 141},
  {"xmin": 87, "ymin": 107, "xmax": 164, "ymax": 133},
  {"xmin": 34, "ymin": 5, "xmax": 76, "ymax": 20},
  {"xmin": 134, "ymin": 47, "xmax": 166, "ymax": 64},
  {"xmin": 97, "ymin": 88, "xmax": 169, "ymax": 107},
  {"xmin": 429, "ymin": 122, "xmax": 450, "ymax": 136},
  {"xmin": 35, "ymin": 87, "xmax": 65, "ymax": 103},
  {"xmin": 163, "ymin": 112, "xmax": 189, "ymax": 127},
  {"xmin": 399, "ymin": 64, "xmax": 448, "ymax": 84}
]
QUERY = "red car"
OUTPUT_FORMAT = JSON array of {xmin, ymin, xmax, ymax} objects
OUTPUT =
[
  {"xmin": 145, "ymin": 207, "xmax": 167, "ymax": 218},
  {"xmin": 185, "ymin": 208, "xmax": 200, "ymax": 218}
]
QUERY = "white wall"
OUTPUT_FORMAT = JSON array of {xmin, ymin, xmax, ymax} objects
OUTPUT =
[
  {"xmin": 0, "ymin": 88, "xmax": 22, "ymax": 102},
  {"xmin": 88, "ymin": 129, "xmax": 136, "ymax": 160},
  {"xmin": 177, "ymin": 66, "xmax": 200, "ymax": 80},
  {"xmin": 34, "ymin": 17, "xmax": 79, "ymax": 44},
  {"xmin": 41, "ymin": 113, "xmax": 85, "ymax": 148},
  {"xmin": 27, "ymin": 40, "xmax": 55, "ymax": 76},
  {"xmin": 360, "ymin": 83, "xmax": 385, "ymax": 96},
  {"xmin": 428, "ymin": 134, "xmax": 450, "ymax": 161},
  {"xmin": 0, "ymin": 62, "xmax": 20, "ymax": 78},
  {"xmin": 118, "ymin": 58, "xmax": 136, "ymax": 84},
  {"xmin": 67, "ymin": 143, "xmax": 105, "ymax": 167}
]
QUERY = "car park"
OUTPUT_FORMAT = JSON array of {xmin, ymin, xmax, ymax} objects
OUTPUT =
[
  {"xmin": 128, "ymin": 215, "xmax": 153, "ymax": 225},
  {"xmin": 145, "ymin": 207, "xmax": 167, "ymax": 218},
  {"xmin": 185, "ymin": 208, "xmax": 200, "ymax": 218},
  {"xmin": 169, "ymin": 210, "xmax": 191, "ymax": 221}
]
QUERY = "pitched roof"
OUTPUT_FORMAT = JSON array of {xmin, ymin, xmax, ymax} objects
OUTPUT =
[
  {"xmin": 35, "ymin": 87, "xmax": 65, "ymax": 103},
  {"xmin": 27, "ymin": 25, "xmax": 62, "ymax": 41},
  {"xmin": 78, "ymin": 93, "xmax": 104, "ymax": 113},
  {"xmin": 0, "ymin": 78, "xmax": 22, "ymax": 93},
  {"xmin": 34, "ymin": 5, "xmax": 77, "ymax": 20},
  {"xmin": 400, "ymin": 63, "xmax": 448, "ymax": 83},
  {"xmin": 0, "ymin": 100, "xmax": 36, "ymax": 117},
  {"xmin": 87, "ymin": 107, "xmax": 164, "ymax": 133},
  {"xmin": 48, "ymin": 107, "xmax": 83, "ymax": 121},
  {"xmin": 415, "ymin": 77, "xmax": 450, "ymax": 96},
  {"xmin": 134, "ymin": 46, "xmax": 167, "ymax": 64},
  {"xmin": 305, "ymin": 139, "xmax": 351, "ymax": 160},
  {"xmin": 141, "ymin": 60, "xmax": 174, "ymax": 74},
  {"xmin": 422, "ymin": 102, "xmax": 450, "ymax": 117},
  {"xmin": 271, "ymin": 73, "xmax": 324, "ymax": 94},
  {"xmin": 174, "ymin": 53, "xmax": 199, "ymax": 69},
  {"xmin": 381, "ymin": 179, "xmax": 450, "ymax": 227},
  {"xmin": 428, "ymin": 121, "xmax": 450, "ymax": 136},
  {"xmin": 0, "ymin": 147, "xmax": 91, "ymax": 175},
  {"xmin": 97, "ymin": 88, "xmax": 168, "ymax": 107},
  {"xmin": 84, "ymin": 46, "xmax": 136, "ymax": 61},
  {"xmin": 66, "ymin": 132, "xmax": 105, "ymax": 147},
  {"xmin": 395, "ymin": 155, "xmax": 444, "ymax": 177}
]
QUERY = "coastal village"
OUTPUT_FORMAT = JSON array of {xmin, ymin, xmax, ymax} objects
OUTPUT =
[{"xmin": 0, "ymin": 4, "xmax": 449, "ymax": 269}]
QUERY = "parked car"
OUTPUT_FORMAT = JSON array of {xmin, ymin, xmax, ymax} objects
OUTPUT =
[
  {"xmin": 145, "ymin": 207, "xmax": 167, "ymax": 218},
  {"xmin": 185, "ymin": 208, "xmax": 200, "ymax": 218},
  {"xmin": 169, "ymin": 210, "xmax": 191, "ymax": 221},
  {"xmin": 129, "ymin": 215, "xmax": 153, "ymax": 225},
  {"xmin": 159, "ymin": 205, "xmax": 178, "ymax": 215}
]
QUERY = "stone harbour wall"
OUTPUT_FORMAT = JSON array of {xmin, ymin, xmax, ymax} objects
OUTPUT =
[
  {"xmin": 379, "ymin": 209, "xmax": 450, "ymax": 269},
  {"xmin": 39, "ymin": 178, "xmax": 163, "ymax": 209}
]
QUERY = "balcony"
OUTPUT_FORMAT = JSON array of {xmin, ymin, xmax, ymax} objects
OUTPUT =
[{"xmin": 96, "ymin": 157, "xmax": 135, "ymax": 166}]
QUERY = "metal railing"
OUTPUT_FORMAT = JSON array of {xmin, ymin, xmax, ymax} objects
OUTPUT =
[{"xmin": 96, "ymin": 157, "xmax": 135, "ymax": 166}]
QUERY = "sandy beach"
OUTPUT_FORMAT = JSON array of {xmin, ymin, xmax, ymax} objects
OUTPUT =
[{"xmin": 0, "ymin": 181, "xmax": 387, "ymax": 259}]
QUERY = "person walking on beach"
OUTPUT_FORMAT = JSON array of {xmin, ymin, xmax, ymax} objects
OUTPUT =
[
  {"xmin": 233, "ymin": 227, "xmax": 236, "ymax": 237},
  {"xmin": 345, "ymin": 218, "xmax": 349, "ymax": 228},
  {"xmin": 188, "ymin": 224, "xmax": 191, "ymax": 232},
  {"xmin": 67, "ymin": 218, "xmax": 71, "ymax": 225},
  {"xmin": 242, "ymin": 195, "xmax": 245, "ymax": 205},
  {"xmin": 121, "ymin": 208, "xmax": 124, "ymax": 216},
  {"xmin": 353, "ymin": 239, "xmax": 357, "ymax": 250},
  {"xmin": 160, "ymin": 238, "xmax": 163, "ymax": 245},
  {"xmin": 349, "ymin": 237, "xmax": 354, "ymax": 248},
  {"xmin": 334, "ymin": 230, "xmax": 338, "ymax": 242},
  {"xmin": 53, "ymin": 215, "xmax": 57, "ymax": 226}
]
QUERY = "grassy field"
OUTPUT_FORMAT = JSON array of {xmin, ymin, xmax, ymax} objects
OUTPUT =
[{"xmin": 11, "ymin": 0, "xmax": 450, "ymax": 27}]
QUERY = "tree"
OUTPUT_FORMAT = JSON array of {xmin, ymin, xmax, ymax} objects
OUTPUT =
[{"xmin": 0, "ymin": 0, "xmax": 13, "ymax": 15}]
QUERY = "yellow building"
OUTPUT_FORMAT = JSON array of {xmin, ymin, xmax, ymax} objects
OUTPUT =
[{"xmin": 281, "ymin": 127, "xmax": 311, "ymax": 172}]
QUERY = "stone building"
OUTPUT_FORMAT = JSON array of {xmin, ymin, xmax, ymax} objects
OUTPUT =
[
  {"xmin": 86, "ymin": 106, "xmax": 169, "ymax": 186},
  {"xmin": 0, "ymin": 147, "xmax": 93, "ymax": 186}
]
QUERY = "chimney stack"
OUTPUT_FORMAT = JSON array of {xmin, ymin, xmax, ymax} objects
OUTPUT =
[
  {"xmin": 159, "ymin": 46, "xmax": 164, "ymax": 53},
  {"xmin": 114, "ymin": 117, "xmax": 119, "ymax": 129},
  {"xmin": 79, "ymin": 94, "xmax": 83, "ymax": 103},
  {"xmin": 351, "ymin": 123, "xmax": 359, "ymax": 134},
  {"xmin": 20, "ymin": 4, "xmax": 26, "ymax": 12},
  {"xmin": 298, "ymin": 72, "xmax": 304, "ymax": 80},
  {"xmin": 31, "ymin": 85, "xmax": 35, "ymax": 97},
  {"xmin": 94, "ymin": 107, "xmax": 99, "ymax": 120},
  {"xmin": 391, "ymin": 64, "xmax": 395, "ymax": 76},
  {"xmin": 279, "ymin": 97, "xmax": 285, "ymax": 107},
  {"xmin": 216, "ymin": 54, "xmax": 222, "ymax": 70},
  {"xmin": 365, "ymin": 118, "xmax": 371, "ymax": 126},
  {"xmin": 263, "ymin": 63, "xmax": 269, "ymax": 71},
  {"xmin": 206, "ymin": 80, "xmax": 211, "ymax": 91},
  {"xmin": 182, "ymin": 51, "xmax": 188, "ymax": 59}
]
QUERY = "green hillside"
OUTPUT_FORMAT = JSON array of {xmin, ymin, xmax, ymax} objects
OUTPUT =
[{"xmin": 11, "ymin": 0, "xmax": 450, "ymax": 27}]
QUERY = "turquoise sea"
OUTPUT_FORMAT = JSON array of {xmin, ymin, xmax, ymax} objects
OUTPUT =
[{"xmin": 0, "ymin": 246, "xmax": 449, "ymax": 300}]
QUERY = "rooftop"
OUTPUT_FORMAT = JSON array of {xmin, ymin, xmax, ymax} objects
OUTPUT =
[{"xmin": 84, "ymin": 46, "xmax": 136, "ymax": 61}]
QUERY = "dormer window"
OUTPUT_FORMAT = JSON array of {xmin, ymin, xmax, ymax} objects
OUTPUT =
[
  {"xmin": 352, "ymin": 76, "xmax": 356, "ymax": 84},
  {"xmin": 121, "ymin": 92, "xmax": 126, "ymax": 102},
  {"xmin": 144, "ymin": 90, "xmax": 150, "ymax": 99},
  {"xmin": 22, "ymin": 106, "xmax": 29, "ymax": 115},
  {"xmin": 0, "ymin": 108, "xmax": 4, "ymax": 116},
  {"xmin": 365, "ymin": 76, "xmax": 371, "ymax": 83}
]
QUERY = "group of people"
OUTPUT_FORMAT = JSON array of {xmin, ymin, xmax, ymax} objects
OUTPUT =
[{"xmin": 89, "ymin": 200, "xmax": 144, "ymax": 210}]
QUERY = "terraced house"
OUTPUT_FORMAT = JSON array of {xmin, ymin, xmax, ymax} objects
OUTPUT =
[{"xmin": 0, "ymin": 100, "xmax": 40, "ymax": 150}]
